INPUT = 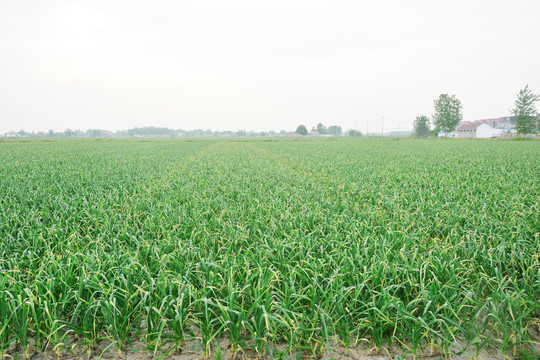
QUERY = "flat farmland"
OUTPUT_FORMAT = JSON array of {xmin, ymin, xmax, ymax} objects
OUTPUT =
[{"xmin": 0, "ymin": 138, "xmax": 539, "ymax": 359}]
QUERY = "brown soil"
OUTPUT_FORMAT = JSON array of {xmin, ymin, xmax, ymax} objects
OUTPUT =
[{"xmin": 6, "ymin": 335, "xmax": 525, "ymax": 360}]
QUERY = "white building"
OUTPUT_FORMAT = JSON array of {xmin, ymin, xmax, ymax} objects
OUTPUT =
[
  {"xmin": 456, "ymin": 123, "xmax": 503, "ymax": 139},
  {"xmin": 477, "ymin": 123, "xmax": 504, "ymax": 138}
]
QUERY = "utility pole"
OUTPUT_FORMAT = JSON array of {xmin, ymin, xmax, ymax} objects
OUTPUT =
[
  {"xmin": 398, "ymin": 124, "xmax": 400, "ymax": 138},
  {"xmin": 381, "ymin": 116, "xmax": 384, "ymax": 137},
  {"xmin": 366, "ymin": 119, "xmax": 369, "ymax": 136}
]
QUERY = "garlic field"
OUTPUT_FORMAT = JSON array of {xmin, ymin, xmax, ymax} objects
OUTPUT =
[{"xmin": 0, "ymin": 138, "xmax": 539, "ymax": 359}]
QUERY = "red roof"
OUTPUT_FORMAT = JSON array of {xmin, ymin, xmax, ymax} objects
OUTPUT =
[{"xmin": 457, "ymin": 123, "xmax": 483, "ymax": 131}]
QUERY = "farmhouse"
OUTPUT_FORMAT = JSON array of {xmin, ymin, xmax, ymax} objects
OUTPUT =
[{"xmin": 456, "ymin": 122, "xmax": 504, "ymax": 139}]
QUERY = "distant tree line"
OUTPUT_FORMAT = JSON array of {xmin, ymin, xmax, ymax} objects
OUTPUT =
[
  {"xmin": 6, "ymin": 122, "xmax": 364, "ymax": 139},
  {"xmin": 3, "ymin": 127, "xmax": 288, "ymax": 138},
  {"xmin": 293, "ymin": 123, "xmax": 343, "ymax": 136},
  {"xmin": 8, "ymin": 86, "xmax": 538, "ymax": 139},
  {"xmin": 126, "ymin": 127, "xmax": 176, "ymax": 137}
]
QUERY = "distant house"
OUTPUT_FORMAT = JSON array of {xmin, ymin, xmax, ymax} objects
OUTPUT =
[
  {"xmin": 469, "ymin": 116, "xmax": 520, "ymax": 130},
  {"xmin": 487, "ymin": 116, "xmax": 517, "ymax": 129},
  {"xmin": 456, "ymin": 123, "xmax": 503, "ymax": 139},
  {"xmin": 476, "ymin": 118, "xmax": 502, "ymax": 128},
  {"xmin": 455, "ymin": 114, "xmax": 538, "ymax": 137},
  {"xmin": 285, "ymin": 132, "xmax": 301, "ymax": 137}
]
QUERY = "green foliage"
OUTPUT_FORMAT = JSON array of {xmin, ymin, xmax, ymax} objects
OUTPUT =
[
  {"xmin": 127, "ymin": 126, "xmax": 177, "ymax": 137},
  {"xmin": 433, "ymin": 94, "xmax": 463, "ymax": 133},
  {"xmin": 511, "ymin": 85, "xmax": 540, "ymax": 134},
  {"xmin": 0, "ymin": 139, "xmax": 539, "ymax": 358},
  {"xmin": 327, "ymin": 125, "xmax": 342, "ymax": 136},
  {"xmin": 316, "ymin": 123, "xmax": 327, "ymax": 135},
  {"xmin": 86, "ymin": 128, "xmax": 108, "ymax": 137},
  {"xmin": 296, "ymin": 125, "xmax": 308, "ymax": 135},
  {"xmin": 412, "ymin": 115, "xmax": 431, "ymax": 138}
]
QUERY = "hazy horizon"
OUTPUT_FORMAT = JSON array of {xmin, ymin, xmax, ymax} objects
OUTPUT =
[{"xmin": 1, "ymin": 1, "xmax": 539, "ymax": 134}]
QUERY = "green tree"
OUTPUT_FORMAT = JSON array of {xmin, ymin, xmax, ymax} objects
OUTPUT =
[
  {"xmin": 327, "ymin": 125, "xmax": 342, "ymax": 136},
  {"xmin": 87, "ymin": 129, "xmax": 107, "ymax": 137},
  {"xmin": 316, "ymin": 122, "xmax": 326, "ymax": 134},
  {"xmin": 432, "ymin": 94, "xmax": 463, "ymax": 133},
  {"xmin": 511, "ymin": 85, "xmax": 540, "ymax": 134},
  {"xmin": 412, "ymin": 115, "xmax": 430, "ymax": 138},
  {"xmin": 296, "ymin": 125, "xmax": 308, "ymax": 135}
]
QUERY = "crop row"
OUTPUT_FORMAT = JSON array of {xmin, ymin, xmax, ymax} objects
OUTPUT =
[{"xmin": 0, "ymin": 139, "xmax": 539, "ymax": 358}]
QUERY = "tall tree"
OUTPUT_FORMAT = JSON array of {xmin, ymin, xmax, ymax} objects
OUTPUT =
[
  {"xmin": 511, "ymin": 85, "xmax": 540, "ymax": 134},
  {"xmin": 327, "ymin": 125, "xmax": 342, "ymax": 136},
  {"xmin": 432, "ymin": 94, "xmax": 463, "ymax": 133},
  {"xmin": 296, "ymin": 125, "xmax": 308, "ymax": 135},
  {"xmin": 316, "ymin": 122, "xmax": 326, "ymax": 134},
  {"xmin": 412, "ymin": 115, "xmax": 430, "ymax": 138}
]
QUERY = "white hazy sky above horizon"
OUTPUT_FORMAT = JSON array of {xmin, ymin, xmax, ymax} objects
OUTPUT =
[{"xmin": 1, "ymin": 1, "xmax": 539, "ymax": 133}]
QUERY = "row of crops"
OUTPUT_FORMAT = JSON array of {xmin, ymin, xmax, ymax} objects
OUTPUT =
[{"xmin": 0, "ymin": 138, "xmax": 539, "ymax": 358}]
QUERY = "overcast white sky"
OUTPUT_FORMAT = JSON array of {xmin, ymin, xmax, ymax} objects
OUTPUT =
[{"xmin": 1, "ymin": 1, "xmax": 539, "ymax": 133}]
